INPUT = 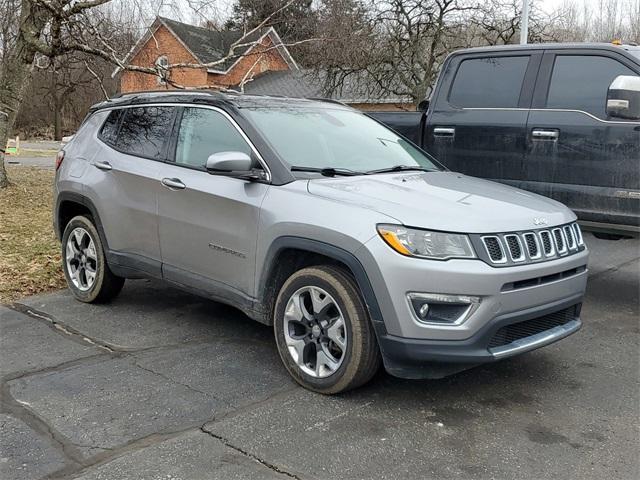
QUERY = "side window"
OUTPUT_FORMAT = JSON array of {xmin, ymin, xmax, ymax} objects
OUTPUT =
[
  {"xmin": 449, "ymin": 56, "xmax": 530, "ymax": 108},
  {"xmin": 175, "ymin": 107, "xmax": 252, "ymax": 169},
  {"xmin": 99, "ymin": 109, "xmax": 122, "ymax": 146},
  {"xmin": 115, "ymin": 106, "xmax": 175, "ymax": 159},
  {"xmin": 546, "ymin": 55, "xmax": 636, "ymax": 118}
]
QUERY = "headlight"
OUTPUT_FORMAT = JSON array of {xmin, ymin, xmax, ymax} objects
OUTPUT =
[{"xmin": 377, "ymin": 224, "xmax": 476, "ymax": 260}]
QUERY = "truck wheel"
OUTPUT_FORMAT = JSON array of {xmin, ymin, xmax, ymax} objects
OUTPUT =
[
  {"xmin": 61, "ymin": 215, "xmax": 124, "ymax": 303},
  {"xmin": 274, "ymin": 266, "xmax": 381, "ymax": 394}
]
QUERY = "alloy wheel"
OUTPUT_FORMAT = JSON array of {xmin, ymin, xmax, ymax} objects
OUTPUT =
[
  {"xmin": 65, "ymin": 227, "xmax": 98, "ymax": 291},
  {"xmin": 283, "ymin": 286, "xmax": 347, "ymax": 378}
]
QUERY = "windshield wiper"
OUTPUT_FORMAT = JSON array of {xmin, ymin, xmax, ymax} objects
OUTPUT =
[
  {"xmin": 290, "ymin": 166, "xmax": 366, "ymax": 177},
  {"xmin": 367, "ymin": 165, "xmax": 436, "ymax": 174}
]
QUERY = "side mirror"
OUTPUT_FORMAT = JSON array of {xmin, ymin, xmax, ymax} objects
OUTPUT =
[
  {"xmin": 205, "ymin": 151, "xmax": 266, "ymax": 181},
  {"xmin": 206, "ymin": 151, "xmax": 252, "ymax": 173},
  {"xmin": 417, "ymin": 99, "xmax": 430, "ymax": 112},
  {"xmin": 607, "ymin": 75, "xmax": 640, "ymax": 120}
]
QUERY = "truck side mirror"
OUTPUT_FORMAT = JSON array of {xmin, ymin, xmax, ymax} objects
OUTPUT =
[
  {"xmin": 606, "ymin": 75, "xmax": 640, "ymax": 120},
  {"xmin": 417, "ymin": 99, "xmax": 430, "ymax": 112}
]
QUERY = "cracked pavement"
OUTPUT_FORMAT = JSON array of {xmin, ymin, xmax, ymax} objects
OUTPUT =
[{"xmin": 1, "ymin": 233, "xmax": 638, "ymax": 479}]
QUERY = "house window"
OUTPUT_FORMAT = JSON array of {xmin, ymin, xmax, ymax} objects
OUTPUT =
[{"xmin": 155, "ymin": 55, "xmax": 169, "ymax": 85}]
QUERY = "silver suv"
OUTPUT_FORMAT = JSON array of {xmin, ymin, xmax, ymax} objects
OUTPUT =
[{"xmin": 54, "ymin": 91, "xmax": 588, "ymax": 394}]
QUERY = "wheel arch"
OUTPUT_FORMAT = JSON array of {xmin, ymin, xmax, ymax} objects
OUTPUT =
[
  {"xmin": 55, "ymin": 192, "xmax": 109, "ymax": 250},
  {"xmin": 255, "ymin": 237, "xmax": 385, "ymax": 334}
]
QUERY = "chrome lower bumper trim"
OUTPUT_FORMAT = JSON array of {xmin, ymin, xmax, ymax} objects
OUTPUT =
[{"xmin": 489, "ymin": 319, "xmax": 582, "ymax": 359}]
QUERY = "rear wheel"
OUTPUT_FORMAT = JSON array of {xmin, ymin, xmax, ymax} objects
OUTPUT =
[
  {"xmin": 61, "ymin": 215, "xmax": 124, "ymax": 303},
  {"xmin": 274, "ymin": 266, "xmax": 381, "ymax": 394}
]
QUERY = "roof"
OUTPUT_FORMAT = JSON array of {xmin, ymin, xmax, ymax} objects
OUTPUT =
[
  {"xmin": 113, "ymin": 16, "xmax": 298, "ymax": 77},
  {"xmin": 90, "ymin": 90, "xmax": 353, "ymax": 113},
  {"xmin": 242, "ymin": 70, "xmax": 414, "ymax": 104},
  {"xmin": 453, "ymin": 42, "xmax": 640, "ymax": 57}
]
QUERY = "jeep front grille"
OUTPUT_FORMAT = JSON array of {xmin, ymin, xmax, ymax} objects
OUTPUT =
[
  {"xmin": 482, "ymin": 236, "xmax": 506, "ymax": 263},
  {"xmin": 552, "ymin": 228, "xmax": 566, "ymax": 254},
  {"xmin": 474, "ymin": 223, "xmax": 585, "ymax": 267}
]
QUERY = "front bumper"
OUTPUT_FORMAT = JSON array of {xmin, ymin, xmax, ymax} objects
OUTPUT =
[
  {"xmin": 377, "ymin": 295, "xmax": 582, "ymax": 379},
  {"xmin": 356, "ymin": 235, "xmax": 588, "ymax": 379}
]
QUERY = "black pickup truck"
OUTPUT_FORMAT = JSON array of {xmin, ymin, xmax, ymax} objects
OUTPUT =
[{"xmin": 372, "ymin": 43, "xmax": 640, "ymax": 237}]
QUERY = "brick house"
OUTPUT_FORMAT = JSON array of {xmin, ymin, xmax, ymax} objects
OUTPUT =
[
  {"xmin": 115, "ymin": 17, "xmax": 415, "ymax": 111},
  {"xmin": 114, "ymin": 17, "xmax": 298, "ymax": 93}
]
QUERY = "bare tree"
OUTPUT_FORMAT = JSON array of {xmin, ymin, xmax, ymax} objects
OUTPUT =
[{"xmin": 0, "ymin": 0, "xmax": 318, "ymax": 188}]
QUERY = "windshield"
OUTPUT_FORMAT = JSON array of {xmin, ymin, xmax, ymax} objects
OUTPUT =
[{"xmin": 243, "ymin": 107, "xmax": 442, "ymax": 174}]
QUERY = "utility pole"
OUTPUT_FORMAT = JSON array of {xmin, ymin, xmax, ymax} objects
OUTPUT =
[{"xmin": 520, "ymin": 0, "xmax": 530, "ymax": 44}]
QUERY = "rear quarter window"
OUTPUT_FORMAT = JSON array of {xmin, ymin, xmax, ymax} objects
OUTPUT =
[
  {"xmin": 98, "ymin": 109, "xmax": 123, "ymax": 146},
  {"xmin": 448, "ymin": 56, "xmax": 530, "ymax": 108}
]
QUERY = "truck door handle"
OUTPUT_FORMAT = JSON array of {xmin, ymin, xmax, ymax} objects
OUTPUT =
[
  {"xmin": 161, "ymin": 178, "xmax": 186, "ymax": 190},
  {"xmin": 93, "ymin": 161, "xmax": 112, "ymax": 171},
  {"xmin": 532, "ymin": 129, "xmax": 560, "ymax": 140},
  {"xmin": 433, "ymin": 127, "xmax": 455, "ymax": 137}
]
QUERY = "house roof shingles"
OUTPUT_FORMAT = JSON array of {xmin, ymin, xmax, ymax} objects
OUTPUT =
[
  {"xmin": 243, "ymin": 70, "xmax": 413, "ymax": 104},
  {"xmin": 159, "ymin": 17, "xmax": 265, "ymax": 71}
]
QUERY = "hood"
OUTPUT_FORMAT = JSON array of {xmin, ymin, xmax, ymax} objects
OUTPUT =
[{"xmin": 306, "ymin": 171, "xmax": 575, "ymax": 233}]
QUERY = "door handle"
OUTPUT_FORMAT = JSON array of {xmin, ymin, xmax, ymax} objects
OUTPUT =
[
  {"xmin": 161, "ymin": 178, "xmax": 186, "ymax": 190},
  {"xmin": 93, "ymin": 161, "xmax": 112, "ymax": 171},
  {"xmin": 433, "ymin": 127, "xmax": 455, "ymax": 137},
  {"xmin": 532, "ymin": 129, "xmax": 560, "ymax": 140}
]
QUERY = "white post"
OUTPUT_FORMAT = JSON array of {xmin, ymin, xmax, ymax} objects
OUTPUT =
[{"xmin": 520, "ymin": 0, "xmax": 530, "ymax": 44}]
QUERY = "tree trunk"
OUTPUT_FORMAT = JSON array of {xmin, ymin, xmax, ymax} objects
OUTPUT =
[
  {"xmin": 54, "ymin": 94, "xmax": 62, "ymax": 141},
  {"xmin": 0, "ymin": 111, "xmax": 9, "ymax": 188},
  {"xmin": 0, "ymin": 1, "xmax": 50, "ymax": 188}
]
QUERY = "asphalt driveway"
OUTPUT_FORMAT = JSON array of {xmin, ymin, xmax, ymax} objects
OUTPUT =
[{"xmin": 1, "ymin": 233, "xmax": 638, "ymax": 480}]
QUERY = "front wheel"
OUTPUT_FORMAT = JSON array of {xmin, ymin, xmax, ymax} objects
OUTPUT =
[
  {"xmin": 61, "ymin": 215, "xmax": 124, "ymax": 303},
  {"xmin": 274, "ymin": 266, "xmax": 381, "ymax": 394}
]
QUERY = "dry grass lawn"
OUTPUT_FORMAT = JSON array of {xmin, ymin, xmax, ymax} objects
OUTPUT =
[{"xmin": 0, "ymin": 166, "xmax": 65, "ymax": 303}]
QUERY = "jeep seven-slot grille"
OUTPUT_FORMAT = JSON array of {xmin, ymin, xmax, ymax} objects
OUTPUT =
[
  {"xmin": 505, "ymin": 235, "xmax": 523, "ymax": 261},
  {"xmin": 523, "ymin": 233, "xmax": 539, "ymax": 258},
  {"xmin": 553, "ymin": 228, "xmax": 566, "ymax": 253},
  {"xmin": 488, "ymin": 305, "xmax": 579, "ymax": 349},
  {"xmin": 539, "ymin": 231, "xmax": 553, "ymax": 255},
  {"xmin": 483, "ymin": 237, "xmax": 505, "ymax": 262},
  {"xmin": 477, "ymin": 223, "xmax": 584, "ymax": 266}
]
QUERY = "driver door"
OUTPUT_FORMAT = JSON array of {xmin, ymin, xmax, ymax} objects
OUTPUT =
[{"xmin": 157, "ymin": 106, "xmax": 269, "ymax": 299}]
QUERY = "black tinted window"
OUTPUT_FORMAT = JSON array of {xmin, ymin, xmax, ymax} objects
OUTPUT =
[
  {"xmin": 100, "ymin": 109, "xmax": 122, "ymax": 145},
  {"xmin": 449, "ymin": 56, "xmax": 530, "ymax": 108},
  {"xmin": 175, "ymin": 108, "xmax": 251, "ymax": 168},
  {"xmin": 116, "ymin": 106, "xmax": 175, "ymax": 159},
  {"xmin": 547, "ymin": 55, "xmax": 636, "ymax": 118}
]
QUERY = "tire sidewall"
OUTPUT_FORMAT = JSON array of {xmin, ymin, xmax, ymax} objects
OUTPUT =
[
  {"xmin": 274, "ymin": 267, "xmax": 365, "ymax": 393},
  {"xmin": 61, "ymin": 215, "xmax": 107, "ymax": 303}
]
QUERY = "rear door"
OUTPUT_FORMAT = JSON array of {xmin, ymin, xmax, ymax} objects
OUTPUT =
[
  {"xmin": 157, "ymin": 106, "xmax": 269, "ymax": 302},
  {"xmin": 91, "ymin": 106, "xmax": 176, "ymax": 277},
  {"xmin": 425, "ymin": 51, "xmax": 541, "ymax": 182},
  {"xmin": 524, "ymin": 50, "xmax": 640, "ymax": 228}
]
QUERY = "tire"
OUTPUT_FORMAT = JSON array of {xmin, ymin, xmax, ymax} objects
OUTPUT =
[
  {"xmin": 274, "ymin": 265, "xmax": 381, "ymax": 394},
  {"xmin": 61, "ymin": 215, "xmax": 124, "ymax": 303}
]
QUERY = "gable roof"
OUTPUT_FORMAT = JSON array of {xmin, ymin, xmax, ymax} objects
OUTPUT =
[
  {"xmin": 113, "ymin": 16, "xmax": 298, "ymax": 77},
  {"xmin": 242, "ymin": 70, "xmax": 414, "ymax": 104}
]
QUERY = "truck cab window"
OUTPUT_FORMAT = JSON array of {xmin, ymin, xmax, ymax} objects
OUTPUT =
[
  {"xmin": 448, "ymin": 56, "xmax": 530, "ymax": 108},
  {"xmin": 546, "ymin": 55, "xmax": 636, "ymax": 119}
]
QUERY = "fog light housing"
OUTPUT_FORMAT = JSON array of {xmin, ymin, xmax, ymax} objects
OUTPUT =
[{"xmin": 407, "ymin": 293, "xmax": 480, "ymax": 325}]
